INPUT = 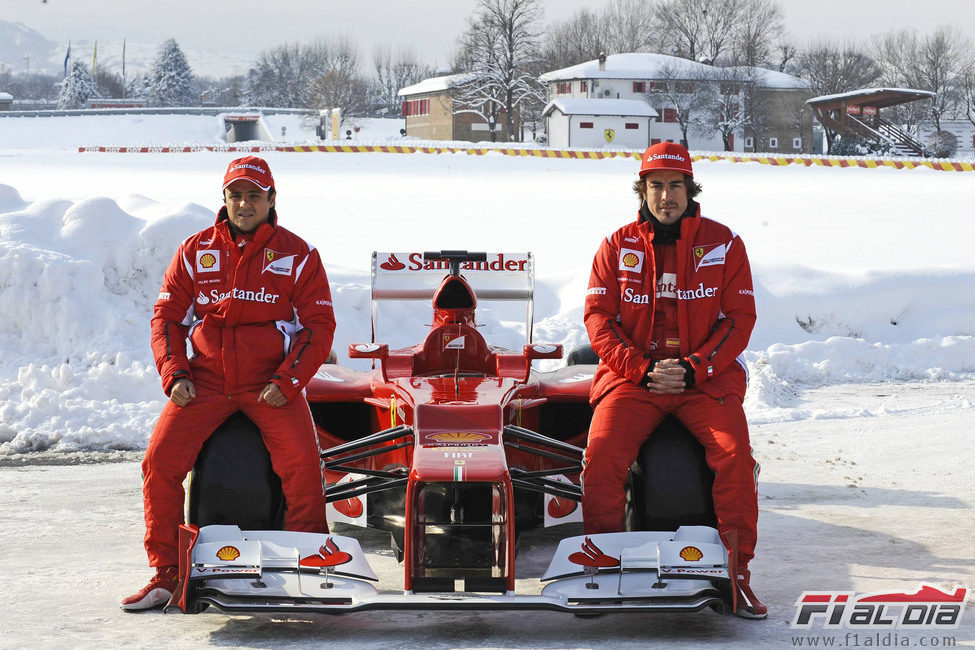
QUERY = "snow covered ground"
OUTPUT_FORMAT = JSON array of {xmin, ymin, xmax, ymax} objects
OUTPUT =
[{"xmin": 0, "ymin": 116, "xmax": 973, "ymax": 647}]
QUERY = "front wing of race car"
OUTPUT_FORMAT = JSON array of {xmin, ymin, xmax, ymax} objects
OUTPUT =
[{"xmin": 166, "ymin": 524, "xmax": 735, "ymax": 615}]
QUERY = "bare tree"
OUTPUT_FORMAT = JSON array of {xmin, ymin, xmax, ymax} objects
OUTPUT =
[
  {"xmin": 873, "ymin": 30, "xmax": 931, "ymax": 138},
  {"xmin": 307, "ymin": 69, "xmax": 370, "ymax": 123},
  {"xmin": 653, "ymin": 0, "xmax": 747, "ymax": 63},
  {"xmin": 543, "ymin": 8, "xmax": 607, "ymax": 70},
  {"xmin": 540, "ymin": 0, "xmax": 655, "ymax": 71},
  {"xmin": 796, "ymin": 39, "xmax": 881, "ymax": 151},
  {"xmin": 874, "ymin": 26, "xmax": 972, "ymax": 132},
  {"xmin": 966, "ymin": 68, "xmax": 975, "ymax": 129},
  {"xmin": 246, "ymin": 42, "xmax": 321, "ymax": 107},
  {"xmin": 454, "ymin": 0, "xmax": 545, "ymax": 142},
  {"xmin": 373, "ymin": 45, "xmax": 433, "ymax": 115},
  {"xmin": 730, "ymin": 0, "xmax": 785, "ymax": 66},
  {"xmin": 702, "ymin": 66, "xmax": 756, "ymax": 150},
  {"xmin": 246, "ymin": 36, "xmax": 365, "ymax": 109},
  {"xmin": 646, "ymin": 62, "xmax": 717, "ymax": 147},
  {"xmin": 602, "ymin": 0, "xmax": 657, "ymax": 54}
]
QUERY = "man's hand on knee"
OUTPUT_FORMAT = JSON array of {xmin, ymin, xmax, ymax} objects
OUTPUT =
[
  {"xmin": 258, "ymin": 382, "xmax": 288, "ymax": 407},
  {"xmin": 169, "ymin": 378, "xmax": 196, "ymax": 407}
]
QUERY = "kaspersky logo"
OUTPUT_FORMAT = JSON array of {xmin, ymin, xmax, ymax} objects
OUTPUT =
[{"xmin": 791, "ymin": 584, "xmax": 968, "ymax": 630}]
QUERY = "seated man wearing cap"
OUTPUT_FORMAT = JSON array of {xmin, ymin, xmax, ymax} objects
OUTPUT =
[
  {"xmin": 582, "ymin": 142, "xmax": 765, "ymax": 618},
  {"xmin": 122, "ymin": 157, "xmax": 335, "ymax": 610}
]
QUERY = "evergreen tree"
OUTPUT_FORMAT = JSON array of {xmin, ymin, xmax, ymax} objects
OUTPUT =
[
  {"xmin": 57, "ymin": 59, "xmax": 100, "ymax": 109},
  {"xmin": 146, "ymin": 38, "xmax": 195, "ymax": 107}
]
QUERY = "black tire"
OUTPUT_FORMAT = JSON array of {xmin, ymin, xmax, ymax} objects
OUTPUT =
[
  {"xmin": 625, "ymin": 415, "xmax": 716, "ymax": 531},
  {"xmin": 187, "ymin": 412, "xmax": 286, "ymax": 530},
  {"xmin": 566, "ymin": 344, "xmax": 599, "ymax": 366}
]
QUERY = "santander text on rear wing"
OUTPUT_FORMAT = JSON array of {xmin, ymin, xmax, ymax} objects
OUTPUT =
[{"xmin": 370, "ymin": 251, "xmax": 534, "ymax": 343}]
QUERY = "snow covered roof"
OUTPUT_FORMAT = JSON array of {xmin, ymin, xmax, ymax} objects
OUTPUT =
[
  {"xmin": 540, "ymin": 53, "xmax": 709, "ymax": 82},
  {"xmin": 808, "ymin": 87, "xmax": 936, "ymax": 105},
  {"xmin": 730, "ymin": 67, "xmax": 810, "ymax": 90},
  {"xmin": 398, "ymin": 73, "xmax": 479, "ymax": 97},
  {"xmin": 0, "ymin": 92, "xmax": 12, "ymax": 101},
  {"xmin": 543, "ymin": 98, "xmax": 657, "ymax": 118},
  {"xmin": 540, "ymin": 54, "xmax": 809, "ymax": 91}
]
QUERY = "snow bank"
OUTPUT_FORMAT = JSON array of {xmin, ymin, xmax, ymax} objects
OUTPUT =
[{"xmin": 0, "ymin": 144, "xmax": 973, "ymax": 455}]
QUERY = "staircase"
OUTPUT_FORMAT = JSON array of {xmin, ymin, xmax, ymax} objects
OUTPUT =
[{"xmin": 843, "ymin": 114, "xmax": 925, "ymax": 156}]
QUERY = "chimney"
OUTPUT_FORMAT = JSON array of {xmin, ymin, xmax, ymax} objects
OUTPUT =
[{"xmin": 598, "ymin": 52, "xmax": 607, "ymax": 71}]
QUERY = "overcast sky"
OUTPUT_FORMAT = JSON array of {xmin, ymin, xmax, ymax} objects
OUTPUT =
[{"xmin": 6, "ymin": 0, "xmax": 975, "ymax": 69}]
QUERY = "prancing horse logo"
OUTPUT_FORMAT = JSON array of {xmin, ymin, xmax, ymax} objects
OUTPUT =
[{"xmin": 604, "ymin": 128, "xmax": 615, "ymax": 143}]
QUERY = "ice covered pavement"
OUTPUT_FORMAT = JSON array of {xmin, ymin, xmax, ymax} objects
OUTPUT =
[{"xmin": 1, "ymin": 381, "xmax": 972, "ymax": 648}]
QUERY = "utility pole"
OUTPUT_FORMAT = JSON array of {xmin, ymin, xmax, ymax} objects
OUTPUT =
[{"xmin": 23, "ymin": 54, "xmax": 31, "ymax": 100}]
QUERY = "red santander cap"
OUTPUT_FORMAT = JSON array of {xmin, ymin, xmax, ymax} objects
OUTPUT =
[
  {"xmin": 222, "ymin": 156, "xmax": 275, "ymax": 191},
  {"xmin": 639, "ymin": 142, "xmax": 693, "ymax": 178}
]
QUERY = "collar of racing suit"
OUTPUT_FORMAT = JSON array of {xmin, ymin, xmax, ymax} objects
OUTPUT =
[
  {"xmin": 213, "ymin": 206, "xmax": 277, "ymax": 247},
  {"xmin": 638, "ymin": 199, "xmax": 698, "ymax": 244}
]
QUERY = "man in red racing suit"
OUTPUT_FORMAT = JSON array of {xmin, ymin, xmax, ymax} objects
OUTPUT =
[
  {"xmin": 582, "ymin": 142, "xmax": 765, "ymax": 618},
  {"xmin": 122, "ymin": 156, "xmax": 335, "ymax": 610}
]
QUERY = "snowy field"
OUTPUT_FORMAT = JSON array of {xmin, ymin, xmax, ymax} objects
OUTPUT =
[{"xmin": 0, "ymin": 115, "xmax": 973, "ymax": 647}]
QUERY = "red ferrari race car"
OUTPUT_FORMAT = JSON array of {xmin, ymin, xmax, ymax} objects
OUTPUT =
[{"xmin": 166, "ymin": 251, "xmax": 744, "ymax": 616}]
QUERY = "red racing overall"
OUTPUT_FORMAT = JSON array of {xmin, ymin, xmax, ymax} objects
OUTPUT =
[
  {"xmin": 582, "ymin": 204, "xmax": 759, "ymax": 567},
  {"xmin": 144, "ymin": 207, "xmax": 335, "ymax": 567}
]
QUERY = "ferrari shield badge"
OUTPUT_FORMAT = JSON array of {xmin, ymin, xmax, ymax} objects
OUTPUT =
[{"xmin": 604, "ymin": 128, "xmax": 615, "ymax": 143}]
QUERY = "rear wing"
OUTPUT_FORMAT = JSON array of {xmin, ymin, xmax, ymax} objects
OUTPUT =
[{"xmin": 370, "ymin": 251, "xmax": 534, "ymax": 343}]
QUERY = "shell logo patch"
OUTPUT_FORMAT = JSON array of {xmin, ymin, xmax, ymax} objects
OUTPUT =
[
  {"xmin": 216, "ymin": 545, "xmax": 241, "ymax": 561},
  {"xmin": 196, "ymin": 250, "xmax": 220, "ymax": 272},
  {"xmin": 679, "ymin": 545, "xmax": 703, "ymax": 561},
  {"xmin": 426, "ymin": 432, "xmax": 490, "ymax": 444},
  {"xmin": 618, "ymin": 247, "xmax": 645, "ymax": 273}
]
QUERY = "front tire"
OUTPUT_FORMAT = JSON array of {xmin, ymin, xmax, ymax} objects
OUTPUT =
[
  {"xmin": 187, "ymin": 411, "xmax": 286, "ymax": 530},
  {"xmin": 625, "ymin": 415, "xmax": 716, "ymax": 531}
]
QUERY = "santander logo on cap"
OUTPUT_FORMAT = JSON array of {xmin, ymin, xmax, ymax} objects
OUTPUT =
[
  {"xmin": 223, "ymin": 155, "xmax": 275, "ymax": 191},
  {"xmin": 639, "ymin": 142, "xmax": 694, "ymax": 178}
]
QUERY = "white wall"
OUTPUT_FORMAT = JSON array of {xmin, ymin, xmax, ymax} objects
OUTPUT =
[
  {"xmin": 547, "ymin": 112, "xmax": 650, "ymax": 149},
  {"xmin": 917, "ymin": 120, "xmax": 975, "ymax": 157}
]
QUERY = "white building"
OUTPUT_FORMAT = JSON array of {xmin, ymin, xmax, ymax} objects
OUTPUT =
[
  {"xmin": 543, "ymin": 98, "xmax": 656, "ymax": 149},
  {"xmin": 539, "ymin": 53, "xmax": 813, "ymax": 153}
]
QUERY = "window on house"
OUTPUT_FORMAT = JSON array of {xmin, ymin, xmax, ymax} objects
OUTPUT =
[
  {"xmin": 402, "ymin": 101, "xmax": 409, "ymax": 116},
  {"xmin": 580, "ymin": 121, "xmax": 594, "ymax": 129},
  {"xmin": 633, "ymin": 81, "xmax": 646, "ymax": 93},
  {"xmin": 793, "ymin": 137, "xmax": 802, "ymax": 149},
  {"xmin": 663, "ymin": 108, "xmax": 677, "ymax": 123},
  {"xmin": 675, "ymin": 82, "xmax": 693, "ymax": 94},
  {"xmin": 625, "ymin": 123, "xmax": 639, "ymax": 130},
  {"xmin": 651, "ymin": 138, "xmax": 662, "ymax": 145},
  {"xmin": 580, "ymin": 81, "xmax": 588, "ymax": 92},
  {"xmin": 769, "ymin": 137, "xmax": 778, "ymax": 149},
  {"xmin": 744, "ymin": 136, "xmax": 754, "ymax": 148}
]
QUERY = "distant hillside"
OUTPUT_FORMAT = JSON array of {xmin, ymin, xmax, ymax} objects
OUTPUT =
[
  {"xmin": 0, "ymin": 20, "xmax": 251, "ymax": 79},
  {"xmin": 0, "ymin": 21, "xmax": 55, "ymax": 74}
]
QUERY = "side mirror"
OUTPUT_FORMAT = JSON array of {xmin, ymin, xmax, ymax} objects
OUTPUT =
[
  {"xmin": 523, "ymin": 343, "xmax": 563, "ymax": 361},
  {"xmin": 348, "ymin": 343, "xmax": 389, "ymax": 360}
]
